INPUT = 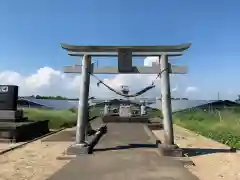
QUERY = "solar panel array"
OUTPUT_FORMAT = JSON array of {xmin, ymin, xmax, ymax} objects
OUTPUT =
[
  {"xmin": 149, "ymin": 100, "xmax": 217, "ymax": 112},
  {"xmin": 20, "ymin": 98, "xmax": 237, "ymax": 112},
  {"xmin": 21, "ymin": 97, "xmax": 79, "ymax": 110}
]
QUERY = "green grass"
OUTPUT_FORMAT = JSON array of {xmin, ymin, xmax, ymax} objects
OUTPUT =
[
  {"xmin": 22, "ymin": 106, "xmax": 240, "ymax": 148},
  {"xmin": 148, "ymin": 108, "xmax": 163, "ymax": 118},
  {"xmin": 24, "ymin": 108, "xmax": 77, "ymax": 129},
  {"xmin": 173, "ymin": 108, "xmax": 240, "ymax": 148},
  {"xmin": 23, "ymin": 107, "xmax": 102, "ymax": 130}
]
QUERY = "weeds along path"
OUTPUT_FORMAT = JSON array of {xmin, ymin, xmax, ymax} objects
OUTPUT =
[
  {"xmin": 173, "ymin": 109, "xmax": 240, "ymax": 148},
  {"xmin": 153, "ymin": 125, "xmax": 240, "ymax": 180}
]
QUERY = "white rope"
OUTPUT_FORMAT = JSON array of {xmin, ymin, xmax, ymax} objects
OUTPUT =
[{"xmin": 90, "ymin": 68, "xmax": 168, "ymax": 98}]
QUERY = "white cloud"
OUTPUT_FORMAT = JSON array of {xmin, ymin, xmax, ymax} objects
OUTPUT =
[
  {"xmin": 0, "ymin": 57, "xmax": 186, "ymax": 99},
  {"xmin": 144, "ymin": 56, "xmax": 159, "ymax": 66},
  {"xmin": 171, "ymin": 84, "xmax": 178, "ymax": 93},
  {"xmin": 185, "ymin": 86, "xmax": 199, "ymax": 93}
]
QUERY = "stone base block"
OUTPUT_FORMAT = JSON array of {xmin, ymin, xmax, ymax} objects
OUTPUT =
[
  {"xmin": 157, "ymin": 144, "xmax": 183, "ymax": 157},
  {"xmin": 66, "ymin": 143, "xmax": 90, "ymax": 155}
]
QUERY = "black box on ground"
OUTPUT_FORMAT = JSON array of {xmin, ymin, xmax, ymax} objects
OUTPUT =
[
  {"xmin": 0, "ymin": 110, "xmax": 23, "ymax": 120},
  {"xmin": 0, "ymin": 85, "xmax": 18, "ymax": 111},
  {"xmin": 0, "ymin": 120, "xmax": 50, "ymax": 142}
]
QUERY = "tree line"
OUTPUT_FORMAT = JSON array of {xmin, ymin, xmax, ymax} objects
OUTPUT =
[{"xmin": 19, "ymin": 95, "xmax": 79, "ymax": 100}]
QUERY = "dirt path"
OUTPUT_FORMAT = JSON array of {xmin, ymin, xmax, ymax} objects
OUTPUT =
[
  {"xmin": 0, "ymin": 129, "xmax": 74, "ymax": 180},
  {"xmin": 153, "ymin": 125, "xmax": 240, "ymax": 180},
  {"xmin": 1, "ymin": 125, "xmax": 239, "ymax": 180}
]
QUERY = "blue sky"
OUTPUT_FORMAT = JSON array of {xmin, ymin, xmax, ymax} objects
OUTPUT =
[{"xmin": 1, "ymin": 0, "xmax": 240, "ymax": 99}]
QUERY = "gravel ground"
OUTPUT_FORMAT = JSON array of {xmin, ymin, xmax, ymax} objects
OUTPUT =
[
  {"xmin": 153, "ymin": 125, "xmax": 240, "ymax": 180},
  {"xmin": 0, "ymin": 142, "xmax": 23, "ymax": 154},
  {"xmin": 0, "ymin": 125, "xmax": 239, "ymax": 180},
  {"xmin": 0, "ymin": 129, "xmax": 74, "ymax": 180}
]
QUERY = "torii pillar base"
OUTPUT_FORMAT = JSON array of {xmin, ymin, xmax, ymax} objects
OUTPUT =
[
  {"xmin": 67, "ymin": 143, "xmax": 90, "ymax": 155},
  {"xmin": 157, "ymin": 144, "xmax": 183, "ymax": 157}
]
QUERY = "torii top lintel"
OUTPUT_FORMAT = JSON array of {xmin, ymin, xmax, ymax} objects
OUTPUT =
[{"xmin": 61, "ymin": 43, "xmax": 191, "ymax": 56}]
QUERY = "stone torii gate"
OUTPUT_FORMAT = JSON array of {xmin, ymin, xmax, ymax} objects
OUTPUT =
[{"xmin": 61, "ymin": 44, "xmax": 191, "ymax": 152}]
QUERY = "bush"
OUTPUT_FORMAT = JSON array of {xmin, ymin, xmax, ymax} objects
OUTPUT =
[
  {"xmin": 23, "ymin": 108, "xmax": 77, "ymax": 129},
  {"xmin": 173, "ymin": 108, "xmax": 240, "ymax": 148},
  {"xmin": 69, "ymin": 108, "xmax": 77, "ymax": 113},
  {"xmin": 148, "ymin": 108, "xmax": 163, "ymax": 118},
  {"xmin": 23, "ymin": 107, "xmax": 101, "ymax": 130}
]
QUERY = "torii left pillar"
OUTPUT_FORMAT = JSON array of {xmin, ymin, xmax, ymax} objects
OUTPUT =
[
  {"xmin": 68, "ymin": 55, "xmax": 91, "ymax": 154},
  {"xmin": 160, "ymin": 55, "xmax": 174, "ymax": 145}
]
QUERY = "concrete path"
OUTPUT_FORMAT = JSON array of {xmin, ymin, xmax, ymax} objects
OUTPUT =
[{"xmin": 47, "ymin": 121, "xmax": 199, "ymax": 180}]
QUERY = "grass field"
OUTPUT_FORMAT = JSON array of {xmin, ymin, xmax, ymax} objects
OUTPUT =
[
  {"xmin": 22, "ymin": 106, "xmax": 240, "ymax": 148},
  {"xmin": 23, "ymin": 107, "xmax": 101, "ymax": 129},
  {"xmin": 173, "ymin": 108, "xmax": 240, "ymax": 148},
  {"xmin": 148, "ymin": 108, "xmax": 163, "ymax": 118}
]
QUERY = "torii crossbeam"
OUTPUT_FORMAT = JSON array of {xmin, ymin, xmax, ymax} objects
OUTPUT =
[{"xmin": 61, "ymin": 43, "xmax": 191, "ymax": 154}]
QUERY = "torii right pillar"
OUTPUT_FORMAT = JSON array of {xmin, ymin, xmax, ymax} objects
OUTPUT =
[{"xmin": 160, "ymin": 54, "xmax": 174, "ymax": 145}]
